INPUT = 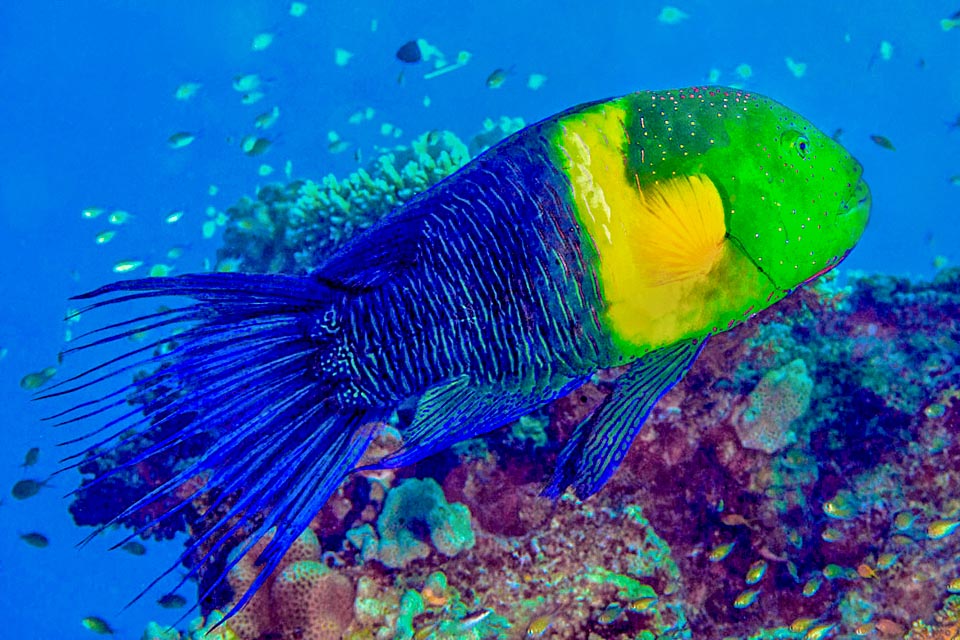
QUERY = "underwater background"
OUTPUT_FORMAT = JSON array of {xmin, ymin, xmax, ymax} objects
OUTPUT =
[{"xmin": 1, "ymin": 1, "xmax": 959, "ymax": 638}]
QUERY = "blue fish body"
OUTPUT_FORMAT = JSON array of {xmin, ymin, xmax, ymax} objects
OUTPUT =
[
  {"xmin": 54, "ymin": 115, "xmax": 622, "ymax": 619},
  {"xmin": 47, "ymin": 87, "xmax": 869, "ymax": 620}
]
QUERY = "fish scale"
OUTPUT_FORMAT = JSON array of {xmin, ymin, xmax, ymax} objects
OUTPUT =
[
  {"xmin": 47, "ymin": 86, "xmax": 868, "ymax": 624},
  {"xmin": 346, "ymin": 153, "xmax": 604, "ymax": 406}
]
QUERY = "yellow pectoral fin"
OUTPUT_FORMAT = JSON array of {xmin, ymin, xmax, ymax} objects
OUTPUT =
[
  {"xmin": 597, "ymin": 173, "xmax": 729, "ymax": 350},
  {"xmin": 552, "ymin": 108, "xmax": 730, "ymax": 351},
  {"xmin": 630, "ymin": 174, "xmax": 727, "ymax": 286}
]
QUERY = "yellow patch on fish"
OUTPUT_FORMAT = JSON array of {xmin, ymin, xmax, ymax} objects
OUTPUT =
[
  {"xmin": 801, "ymin": 576, "xmax": 822, "ymax": 597},
  {"xmin": 525, "ymin": 612, "xmax": 556, "ymax": 637},
  {"xmin": 20, "ymin": 367, "xmax": 57, "ymax": 390},
  {"xmin": 486, "ymin": 68, "xmax": 508, "ymax": 88},
  {"xmin": 81, "ymin": 616, "xmax": 114, "ymax": 635},
  {"xmin": 113, "ymin": 260, "xmax": 144, "ymax": 274},
  {"xmin": 893, "ymin": 511, "xmax": 916, "ymax": 530},
  {"xmin": 628, "ymin": 596, "xmax": 658, "ymax": 613},
  {"xmin": 95, "ymin": 231, "xmax": 116, "ymax": 245},
  {"xmin": 876, "ymin": 553, "xmax": 898, "ymax": 570},
  {"xmin": 597, "ymin": 603, "xmax": 622, "ymax": 624},
  {"xmin": 745, "ymin": 560, "xmax": 767, "ymax": 585},
  {"xmin": 108, "ymin": 210, "xmax": 132, "ymax": 225},
  {"xmin": 821, "ymin": 564, "xmax": 846, "ymax": 580},
  {"xmin": 553, "ymin": 105, "xmax": 744, "ymax": 351},
  {"xmin": 821, "ymin": 527, "xmax": 843, "ymax": 543},
  {"xmin": 822, "ymin": 493, "xmax": 857, "ymax": 519}
]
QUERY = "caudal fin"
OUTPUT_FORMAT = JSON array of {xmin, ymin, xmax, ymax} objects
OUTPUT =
[{"xmin": 42, "ymin": 273, "xmax": 378, "ymax": 621}]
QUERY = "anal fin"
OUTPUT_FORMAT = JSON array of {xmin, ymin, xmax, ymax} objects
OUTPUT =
[
  {"xmin": 543, "ymin": 336, "xmax": 709, "ymax": 500},
  {"xmin": 369, "ymin": 376, "xmax": 521, "ymax": 469},
  {"xmin": 368, "ymin": 374, "xmax": 586, "ymax": 470}
]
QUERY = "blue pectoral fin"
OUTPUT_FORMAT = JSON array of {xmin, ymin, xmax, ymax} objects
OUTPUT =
[{"xmin": 542, "ymin": 336, "xmax": 709, "ymax": 500}]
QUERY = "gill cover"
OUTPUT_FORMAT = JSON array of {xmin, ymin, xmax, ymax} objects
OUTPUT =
[{"xmin": 715, "ymin": 95, "xmax": 871, "ymax": 290}]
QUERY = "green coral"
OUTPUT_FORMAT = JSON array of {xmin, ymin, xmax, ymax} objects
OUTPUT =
[
  {"xmin": 575, "ymin": 506, "xmax": 689, "ymax": 639},
  {"xmin": 583, "ymin": 567, "xmax": 658, "ymax": 601},
  {"xmin": 505, "ymin": 413, "xmax": 549, "ymax": 450},
  {"xmin": 394, "ymin": 589, "xmax": 426, "ymax": 640},
  {"xmin": 348, "ymin": 477, "xmax": 475, "ymax": 569},
  {"xmin": 622, "ymin": 504, "xmax": 681, "ymax": 582},
  {"xmin": 216, "ymin": 126, "xmax": 495, "ymax": 275}
]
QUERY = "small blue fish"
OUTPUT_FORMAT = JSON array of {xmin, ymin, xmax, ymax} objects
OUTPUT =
[
  {"xmin": 20, "ymin": 532, "xmax": 50, "ymax": 548},
  {"xmin": 119, "ymin": 541, "xmax": 147, "ymax": 556},
  {"xmin": 21, "ymin": 447, "xmax": 40, "ymax": 468},
  {"xmin": 11, "ymin": 478, "xmax": 50, "ymax": 500},
  {"xmin": 157, "ymin": 593, "xmax": 187, "ymax": 609}
]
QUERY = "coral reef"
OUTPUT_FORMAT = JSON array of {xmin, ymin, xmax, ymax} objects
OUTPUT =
[
  {"xmin": 215, "ymin": 130, "xmax": 474, "ymax": 275},
  {"xmin": 220, "ymin": 527, "xmax": 356, "ymax": 640},
  {"xmin": 733, "ymin": 358, "xmax": 813, "ymax": 454},
  {"xmin": 156, "ymin": 267, "xmax": 956, "ymax": 640},
  {"xmin": 906, "ymin": 595, "xmax": 960, "ymax": 639},
  {"xmin": 347, "ymin": 477, "xmax": 476, "ymax": 569},
  {"xmin": 77, "ymin": 120, "xmax": 959, "ymax": 639},
  {"xmin": 70, "ymin": 410, "xmax": 212, "ymax": 542}
]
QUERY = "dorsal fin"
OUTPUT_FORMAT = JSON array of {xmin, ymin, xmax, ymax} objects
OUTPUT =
[{"xmin": 312, "ymin": 204, "xmax": 430, "ymax": 292}]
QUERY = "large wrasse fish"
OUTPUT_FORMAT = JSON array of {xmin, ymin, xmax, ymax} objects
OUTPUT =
[{"xmin": 44, "ymin": 86, "xmax": 869, "ymax": 620}]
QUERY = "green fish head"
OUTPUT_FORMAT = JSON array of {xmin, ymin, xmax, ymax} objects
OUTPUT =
[{"xmin": 717, "ymin": 89, "xmax": 870, "ymax": 291}]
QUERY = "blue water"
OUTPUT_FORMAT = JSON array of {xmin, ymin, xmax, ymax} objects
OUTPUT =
[{"xmin": 1, "ymin": 1, "xmax": 957, "ymax": 637}]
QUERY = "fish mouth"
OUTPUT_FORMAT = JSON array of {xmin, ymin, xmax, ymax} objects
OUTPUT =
[{"xmin": 841, "ymin": 178, "xmax": 871, "ymax": 220}]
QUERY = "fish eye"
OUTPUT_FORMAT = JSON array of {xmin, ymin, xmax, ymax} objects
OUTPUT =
[{"xmin": 780, "ymin": 130, "xmax": 810, "ymax": 159}]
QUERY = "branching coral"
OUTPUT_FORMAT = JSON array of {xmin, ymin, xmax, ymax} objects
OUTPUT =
[{"xmin": 216, "ymin": 129, "xmax": 474, "ymax": 275}]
